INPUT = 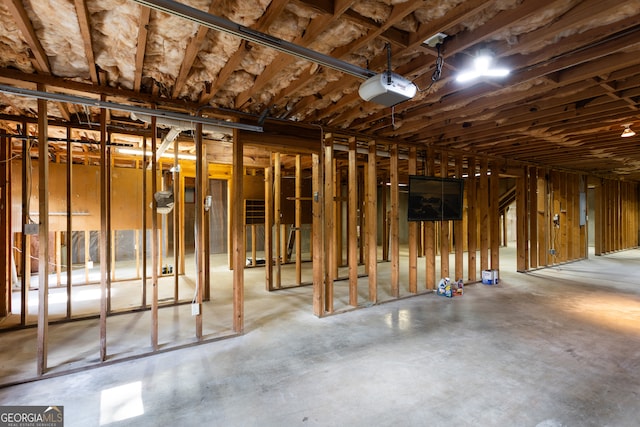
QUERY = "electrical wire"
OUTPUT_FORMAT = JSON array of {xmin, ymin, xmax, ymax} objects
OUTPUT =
[{"xmin": 417, "ymin": 43, "xmax": 445, "ymax": 93}]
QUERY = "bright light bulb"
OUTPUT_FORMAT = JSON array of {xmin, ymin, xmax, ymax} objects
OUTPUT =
[{"xmin": 474, "ymin": 55, "xmax": 492, "ymax": 72}]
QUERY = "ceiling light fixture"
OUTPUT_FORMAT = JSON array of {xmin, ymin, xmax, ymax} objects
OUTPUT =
[
  {"xmin": 621, "ymin": 124, "xmax": 636, "ymax": 138},
  {"xmin": 456, "ymin": 49, "xmax": 510, "ymax": 83}
]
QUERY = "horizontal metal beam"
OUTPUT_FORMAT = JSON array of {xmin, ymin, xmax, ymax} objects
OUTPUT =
[
  {"xmin": 131, "ymin": 0, "xmax": 375, "ymax": 80},
  {"xmin": 0, "ymin": 84, "xmax": 263, "ymax": 132}
]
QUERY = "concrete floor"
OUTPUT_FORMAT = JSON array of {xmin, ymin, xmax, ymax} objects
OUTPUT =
[{"xmin": 1, "ymin": 248, "xmax": 640, "ymax": 426}]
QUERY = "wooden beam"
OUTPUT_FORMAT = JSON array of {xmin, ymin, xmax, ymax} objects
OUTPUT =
[
  {"xmin": 295, "ymin": 154, "xmax": 302, "ymax": 285},
  {"xmin": 312, "ymin": 151, "xmax": 324, "ymax": 316},
  {"xmin": 0, "ymin": 133, "xmax": 10, "ymax": 317},
  {"xmin": 529, "ymin": 166, "xmax": 538, "ymax": 269},
  {"xmin": 390, "ymin": 143, "xmax": 399, "ymax": 298},
  {"xmin": 454, "ymin": 154, "xmax": 464, "ymax": 281},
  {"xmin": 479, "ymin": 159, "xmax": 489, "ymax": 272},
  {"xmin": 151, "ymin": 117, "xmax": 159, "ymax": 350},
  {"xmin": 20, "ymin": 130, "xmax": 29, "ymax": 325},
  {"xmin": 134, "ymin": 6, "xmax": 151, "ymax": 92},
  {"xmin": 516, "ymin": 167, "xmax": 527, "ymax": 272},
  {"xmin": 195, "ymin": 123, "xmax": 205, "ymax": 339},
  {"xmin": 323, "ymin": 140, "xmax": 334, "ymax": 313},
  {"xmin": 232, "ymin": 129, "xmax": 244, "ymax": 333},
  {"xmin": 264, "ymin": 163, "xmax": 273, "ymax": 291},
  {"xmin": 490, "ymin": 162, "xmax": 500, "ymax": 270},
  {"xmin": 65, "ymin": 128, "xmax": 72, "ymax": 317},
  {"xmin": 440, "ymin": 151, "xmax": 449, "ymax": 279},
  {"xmin": 348, "ymin": 137, "xmax": 358, "ymax": 306},
  {"xmin": 467, "ymin": 157, "xmax": 477, "ymax": 282},
  {"xmin": 99, "ymin": 102, "xmax": 108, "ymax": 362},
  {"xmin": 367, "ymin": 140, "xmax": 377, "ymax": 303},
  {"xmin": 36, "ymin": 95, "xmax": 49, "ymax": 375},
  {"xmin": 408, "ymin": 146, "xmax": 417, "ymax": 293},
  {"xmin": 274, "ymin": 153, "xmax": 281, "ymax": 289},
  {"xmin": 73, "ymin": 0, "xmax": 99, "ymax": 84},
  {"xmin": 425, "ymin": 146, "xmax": 435, "ymax": 290},
  {"xmin": 5, "ymin": 0, "xmax": 51, "ymax": 72}
]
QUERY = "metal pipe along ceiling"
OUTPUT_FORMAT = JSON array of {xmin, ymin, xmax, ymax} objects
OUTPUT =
[
  {"xmin": 131, "ymin": 0, "xmax": 375, "ymax": 80},
  {"xmin": 0, "ymin": 84, "xmax": 263, "ymax": 133}
]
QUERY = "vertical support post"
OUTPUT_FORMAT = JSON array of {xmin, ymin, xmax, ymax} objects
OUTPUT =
[
  {"xmin": 312, "ymin": 152, "xmax": 324, "ymax": 316},
  {"xmin": 323, "ymin": 139, "xmax": 334, "ymax": 313},
  {"xmin": 408, "ymin": 147, "xmax": 417, "ymax": 293},
  {"xmin": 529, "ymin": 166, "xmax": 538, "ymax": 268},
  {"xmin": 142, "ymin": 136, "xmax": 148, "ymax": 307},
  {"xmin": 467, "ymin": 157, "xmax": 477, "ymax": 282},
  {"xmin": 367, "ymin": 140, "xmax": 377, "ymax": 303},
  {"xmin": 232, "ymin": 130, "xmax": 244, "ymax": 333},
  {"xmin": 295, "ymin": 155, "xmax": 302, "ymax": 285},
  {"xmin": 516, "ymin": 167, "xmax": 527, "ymax": 272},
  {"xmin": 425, "ymin": 147, "xmax": 435, "ymax": 290},
  {"xmin": 173, "ymin": 141, "xmax": 180, "ymax": 302},
  {"xmin": 440, "ymin": 151, "xmax": 449, "ymax": 279},
  {"xmin": 106, "ymin": 144, "xmax": 112, "ymax": 313},
  {"xmin": 66, "ymin": 128, "xmax": 72, "ymax": 317},
  {"xmin": 538, "ymin": 171, "xmax": 549, "ymax": 265},
  {"xmin": 264, "ymin": 164, "xmax": 273, "ymax": 291},
  {"xmin": 151, "ymin": 117, "xmax": 159, "ymax": 350},
  {"xmin": 454, "ymin": 154, "xmax": 463, "ymax": 281},
  {"xmin": 490, "ymin": 162, "xmax": 500, "ymax": 270},
  {"xmin": 274, "ymin": 153, "xmax": 281, "ymax": 289},
  {"xmin": 381, "ymin": 173, "xmax": 388, "ymax": 262},
  {"xmin": 36, "ymin": 95, "xmax": 49, "ymax": 375},
  {"xmin": 334, "ymin": 162, "xmax": 342, "ymax": 272},
  {"xmin": 479, "ymin": 159, "xmax": 489, "ymax": 271},
  {"xmin": 98, "ymin": 103, "xmax": 109, "ymax": 362},
  {"xmin": 0, "ymin": 133, "xmax": 10, "ymax": 317},
  {"xmin": 390, "ymin": 143, "xmax": 399, "ymax": 297},
  {"xmin": 195, "ymin": 123, "xmax": 205, "ymax": 339},
  {"xmin": 21, "ymin": 130, "xmax": 29, "ymax": 325},
  {"xmin": 348, "ymin": 137, "xmax": 358, "ymax": 306}
]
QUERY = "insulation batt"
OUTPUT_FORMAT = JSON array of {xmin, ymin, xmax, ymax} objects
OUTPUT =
[
  {"xmin": 22, "ymin": 0, "xmax": 89, "ymax": 77},
  {"xmin": 0, "ymin": 3, "xmax": 35, "ymax": 73}
]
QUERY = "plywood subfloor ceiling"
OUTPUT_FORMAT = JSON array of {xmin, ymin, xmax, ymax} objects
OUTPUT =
[{"xmin": 1, "ymin": 0, "xmax": 640, "ymax": 178}]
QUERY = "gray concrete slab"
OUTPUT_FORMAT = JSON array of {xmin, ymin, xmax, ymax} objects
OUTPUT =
[{"xmin": 1, "ymin": 249, "xmax": 639, "ymax": 426}]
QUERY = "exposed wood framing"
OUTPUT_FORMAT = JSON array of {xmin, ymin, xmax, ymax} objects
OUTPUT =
[
  {"xmin": 390, "ymin": 143, "xmax": 399, "ymax": 298},
  {"xmin": 0, "ymin": 133, "xmax": 10, "ymax": 317},
  {"xmin": 36, "ymin": 96, "xmax": 49, "ymax": 375},
  {"xmin": 151, "ymin": 117, "xmax": 159, "ymax": 350},
  {"xmin": 73, "ymin": 0, "xmax": 99, "ymax": 84},
  {"xmin": 455, "ymin": 155, "xmax": 463, "ymax": 281},
  {"xmin": 295, "ymin": 155, "xmax": 302, "ymax": 284},
  {"xmin": 348, "ymin": 137, "xmax": 358, "ymax": 305},
  {"xmin": 323, "ymin": 139, "xmax": 334, "ymax": 313},
  {"xmin": 490, "ymin": 162, "xmax": 500, "ymax": 271},
  {"xmin": 366, "ymin": 139, "xmax": 377, "ymax": 303},
  {"xmin": 264, "ymin": 163, "xmax": 273, "ymax": 291},
  {"xmin": 425, "ymin": 146, "xmax": 435, "ymax": 290},
  {"xmin": 232, "ymin": 129, "xmax": 244, "ymax": 333},
  {"xmin": 312, "ymin": 151, "xmax": 324, "ymax": 316},
  {"xmin": 99, "ymin": 104, "xmax": 108, "ymax": 361},
  {"xmin": 467, "ymin": 157, "xmax": 477, "ymax": 282},
  {"xmin": 408, "ymin": 146, "xmax": 417, "ymax": 293},
  {"xmin": 440, "ymin": 151, "xmax": 449, "ymax": 279}
]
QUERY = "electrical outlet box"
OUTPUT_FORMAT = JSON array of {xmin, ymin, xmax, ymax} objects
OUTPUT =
[
  {"xmin": 549, "ymin": 248, "xmax": 556, "ymax": 255},
  {"xmin": 24, "ymin": 223, "xmax": 39, "ymax": 235},
  {"xmin": 191, "ymin": 303, "xmax": 200, "ymax": 316}
]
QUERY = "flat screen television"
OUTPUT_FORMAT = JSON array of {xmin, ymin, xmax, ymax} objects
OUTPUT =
[{"xmin": 407, "ymin": 175, "xmax": 464, "ymax": 221}]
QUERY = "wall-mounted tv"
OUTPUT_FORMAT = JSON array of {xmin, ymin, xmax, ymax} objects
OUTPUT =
[{"xmin": 408, "ymin": 175, "xmax": 464, "ymax": 221}]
